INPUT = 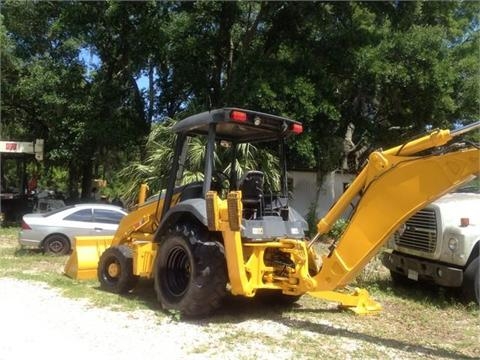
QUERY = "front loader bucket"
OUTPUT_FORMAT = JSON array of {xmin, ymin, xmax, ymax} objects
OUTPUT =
[{"xmin": 64, "ymin": 235, "xmax": 114, "ymax": 280}]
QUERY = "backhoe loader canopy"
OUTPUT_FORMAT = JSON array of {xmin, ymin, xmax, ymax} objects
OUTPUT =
[{"xmin": 172, "ymin": 108, "xmax": 303, "ymax": 143}]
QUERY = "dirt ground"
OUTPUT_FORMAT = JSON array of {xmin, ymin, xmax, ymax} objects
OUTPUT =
[{"xmin": 1, "ymin": 276, "xmax": 478, "ymax": 360}]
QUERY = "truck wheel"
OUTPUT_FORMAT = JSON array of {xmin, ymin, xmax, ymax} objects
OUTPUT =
[
  {"xmin": 462, "ymin": 257, "xmax": 479, "ymax": 305},
  {"xmin": 98, "ymin": 246, "xmax": 139, "ymax": 294},
  {"xmin": 43, "ymin": 234, "xmax": 70, "ymax": 255},
  {"xmin": 154, "ymin": 225, "xmax": 227, "ymax": 317},
  {"xmin": 389, "ymin": 270, "xmax": 413, "ymax": 286}
]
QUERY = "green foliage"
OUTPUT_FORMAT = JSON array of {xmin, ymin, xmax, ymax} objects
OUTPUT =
[
  {"xmin": 327, "ymin": 218, "xmax": 349, "ymax": 240},
  {"xmin": 118, "ymin": 119, "xmax": 176, "ymax": 204},
  {"xmin": 305, "ymin": 201, "xmax": 319, "ymax": 238},
  {"xmin": 40, "ymin": 166, "xmax": 69, "ymax": 193},
  {"xmin": 1, "ymin": 1, "xmax": 478, "ymax": 200}
]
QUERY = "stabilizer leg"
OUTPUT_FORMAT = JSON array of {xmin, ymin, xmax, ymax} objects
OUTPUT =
[{"xmin": 308, "ymin": 288, "xmax": 382, "ymax": 315}]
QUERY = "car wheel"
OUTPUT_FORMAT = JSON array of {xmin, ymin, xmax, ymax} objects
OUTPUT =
[
  {"xmin": 154, "ymin": 224, "xmax": 227, "ymax": 317},
  {"xmin": 43, "ymin": 234, "xmax": 70, "ymax": 255},
  {"xmin": 462, "ymin": 257, "xmax": 479, "ymax": 305},
  {"xmin": 98, "ymin": 246, "xmax": 139, "ymax": 294}
]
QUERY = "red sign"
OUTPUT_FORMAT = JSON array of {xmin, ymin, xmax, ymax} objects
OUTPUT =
[{"xmin": 5, "ymin": 143, "xmax": 17, "ymax": 151}]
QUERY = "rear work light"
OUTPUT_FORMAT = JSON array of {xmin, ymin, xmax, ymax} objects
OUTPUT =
[
  {"xmin": 21, "ymin": 220, "xmax": 31, "ymax": 230},
  {"xmin": 291, "ymin": 123, "xmax": 303, "ymax": 134},
  {"xmin": 230, "ymin": 110, "xmax": 248, "ymax": 123}
]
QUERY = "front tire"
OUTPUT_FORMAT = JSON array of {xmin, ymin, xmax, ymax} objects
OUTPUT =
[
  {"xmin": 462, "ymin": 257, "xmax": 479, "ymax": 305},
  {"xmin": 154, "ymin": 225, "xmax": 227, "ymax": 317},
  {"xmin": 98, "ymin": 246, "xmax": 139, "ymax": 294},
  {"xmin": 389, "ymin": 270, "xmax": 414, "ymax": 286}
]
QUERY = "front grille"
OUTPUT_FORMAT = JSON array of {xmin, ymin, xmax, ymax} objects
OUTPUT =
[{"xmin": 394, "ymin": 208, "xmax": 438, "ymax": 253}]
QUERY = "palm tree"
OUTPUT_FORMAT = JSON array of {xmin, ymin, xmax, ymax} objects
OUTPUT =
[{"xmin": 119, "ymin": 120, "xmax": 280, "ymax": 206}]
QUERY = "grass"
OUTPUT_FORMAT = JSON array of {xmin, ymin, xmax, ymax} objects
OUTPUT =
[
  {"xmin": 1, "ymin": 227, "xmax": 479, "ymax": 359},
  {"xmin": 0, "ymin": 227, "xmax": 160, "ymax": 312}
]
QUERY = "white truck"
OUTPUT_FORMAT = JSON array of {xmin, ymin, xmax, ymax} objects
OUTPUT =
[{"xmin": 382, "ymin": 179, "xmax": 480, "ymax": 304}]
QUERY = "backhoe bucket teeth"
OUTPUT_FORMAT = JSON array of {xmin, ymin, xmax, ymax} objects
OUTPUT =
[
  {"xmin": 64, "ymin": 235, "xmax": 114, "ymax": 280},
  {"xmin": 308, "ymin": 288, "xmax": 382, "ymax": 315}
]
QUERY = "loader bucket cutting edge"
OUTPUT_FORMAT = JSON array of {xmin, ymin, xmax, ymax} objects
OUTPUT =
[{"xmin": 64, "ymin": 235, "xmax": 114, "ymax": 280}]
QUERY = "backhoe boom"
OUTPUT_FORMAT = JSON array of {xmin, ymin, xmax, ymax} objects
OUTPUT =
[{"xmin": 311, "ymin": 123, "xmax": 479, "ymax": 293}]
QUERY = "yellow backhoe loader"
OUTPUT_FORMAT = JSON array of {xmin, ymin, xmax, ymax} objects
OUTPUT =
[{"xmin": 65, "ymin": 108, "xmax": 480, "ymax": 317}]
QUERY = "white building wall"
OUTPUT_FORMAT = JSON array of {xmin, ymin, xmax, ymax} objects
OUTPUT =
[{"xmin": 288, "ymin": 170, "xmax": 355, "ymax": 219}]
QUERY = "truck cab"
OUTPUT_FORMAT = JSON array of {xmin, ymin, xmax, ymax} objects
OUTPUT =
[{"xmin": 382, "ymin": 178, "xmax": 480, "ymax": 304}]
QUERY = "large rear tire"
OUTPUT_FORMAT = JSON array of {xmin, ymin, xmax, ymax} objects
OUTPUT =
[
  {"xmin": 98, "ymin": 246, "xmax": 139, "ymax": 294},
  {"xmin": 462, "ymin": 257, "xmax": 479, "ymax": 305},
  {"xmin": 154, "ymin": 224, "xmax": 227, "ymax": 317}
]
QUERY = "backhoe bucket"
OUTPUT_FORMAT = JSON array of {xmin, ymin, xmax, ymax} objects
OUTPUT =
[{"xmin": 64, "ymin": 235, "xmax": 114, "ymax": 280}]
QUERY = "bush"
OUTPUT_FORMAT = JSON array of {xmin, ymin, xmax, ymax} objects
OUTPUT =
[{"xmin": 327, "ymin": 218, "xmax": 348, "ymax": 240}]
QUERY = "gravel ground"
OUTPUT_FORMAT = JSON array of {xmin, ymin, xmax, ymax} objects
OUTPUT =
[
  {"xmin": 0, "ymin": 278, "xmax": 208, "ymax": 360},
  {"xmin": 0, "ymin": 277, "xmax": 477, "ymax": 360},
  {"xmin": 0, "ymin": 278, "xmax": 292, "ymax": 360}
]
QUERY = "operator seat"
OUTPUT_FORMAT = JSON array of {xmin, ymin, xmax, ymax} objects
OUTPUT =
[{"xmin": 238, "ymin": 170, "xmax": 264, "ymax": 219}]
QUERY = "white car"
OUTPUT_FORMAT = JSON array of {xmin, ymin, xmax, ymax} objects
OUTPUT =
[{"xmin": 19, "ymin": 203, "xmax": 127, "ymax": 255}]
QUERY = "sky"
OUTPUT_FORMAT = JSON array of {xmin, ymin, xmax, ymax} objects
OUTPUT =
[{"xmin": 79, "ymin": 47, "xmax": 149, "ymax": 90}]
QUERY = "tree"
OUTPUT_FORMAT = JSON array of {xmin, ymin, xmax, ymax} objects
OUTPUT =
[
  {"xmin": 2, "ymin": 1, "xmax": 478, "ymax": 205},
  {"xmin": 1, "ymin": 2, "xmax": 94, "ymax": 198},
  {"xmin": 1, "ymin": 1, "xmax": 156, "ymax": 199}
]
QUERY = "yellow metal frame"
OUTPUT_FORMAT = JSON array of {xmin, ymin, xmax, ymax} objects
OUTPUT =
[
  {"xmin": 207, "ymin": 191, "xmax": 316, "ymax": 297},
  {"xmin": 132, "ymin": 241, "xmax": 157, "ymax": 278},
  {"xmin": 204, "ymin": 129, "xmax": 479, "ymax": 313},
  {"xmin": 313, "ymin": 147, "xmax": 479, "ymax": 291}
]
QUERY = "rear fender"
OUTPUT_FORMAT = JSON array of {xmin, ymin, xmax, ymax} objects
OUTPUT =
[{"xmin": 154, "ymin": 198, "xmax": 208, "ymax": 243}]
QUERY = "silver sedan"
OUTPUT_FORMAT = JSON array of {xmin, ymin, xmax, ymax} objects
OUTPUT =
[{"xmin": 19, "ymin": 203, "xmax": 127, "ymax": 255}]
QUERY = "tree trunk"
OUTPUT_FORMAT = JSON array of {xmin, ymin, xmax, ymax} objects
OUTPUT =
[
  {"xmin": 67, "ymin": 162, "xmax": 80, "ymax": 202},
  {"xmin": 147, "ymin": 58, "xmax": 155, "ymax": 125},
  {"xmin": 80, "ymin": 158, "xmax": 93, "ymax": 200}
]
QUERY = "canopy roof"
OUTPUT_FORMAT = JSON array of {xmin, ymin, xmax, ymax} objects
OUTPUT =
[{"xmin": 172, "ymin": 108, "xmax": 303, "ymax": 143}]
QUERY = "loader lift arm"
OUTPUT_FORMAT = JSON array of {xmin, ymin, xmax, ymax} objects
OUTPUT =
[{"xmin": 307, "ymin": 122, "xmax": 480, "ymax": 313}]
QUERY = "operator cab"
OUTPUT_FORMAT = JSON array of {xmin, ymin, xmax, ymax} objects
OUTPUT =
[
  {"xmin": 238, "ymin": 170, "xmax": 264, "ymax": 219},
  {"xmin": 161, "ymin": 108, "xmax": 308, "ymax": 240}
]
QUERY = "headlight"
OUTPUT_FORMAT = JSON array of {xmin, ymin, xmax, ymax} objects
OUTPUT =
[
  {"xmin": 397, "ymin": 223, "xmax": 406, "ymax": 236},
  {"xmin": 394, "ymin": 223, "xmax": 406, "ymax": 242},
  {"xmin": 448, "ymin": 237, "xmax": 458, "ymax": 251}
]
